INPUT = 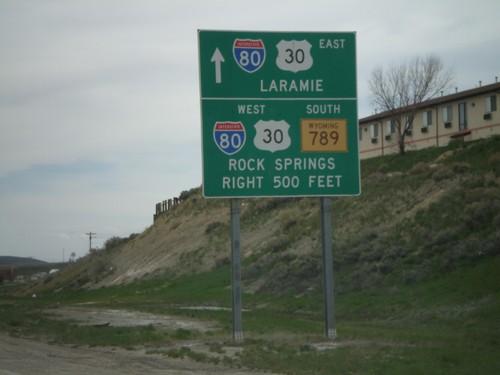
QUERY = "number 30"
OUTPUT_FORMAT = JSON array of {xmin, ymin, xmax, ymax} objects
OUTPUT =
[
  {"xmin": 263, "ymin": 128, "xmax": 284, "ymax": 144},
  {"xmin": 284, "ymin": 48, "xmax": 305, "ymax": 64}
]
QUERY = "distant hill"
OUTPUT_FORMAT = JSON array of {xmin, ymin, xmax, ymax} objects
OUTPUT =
[{"xmin": 0, "ymin": 256, "xmax": 47, "ymax": 266}]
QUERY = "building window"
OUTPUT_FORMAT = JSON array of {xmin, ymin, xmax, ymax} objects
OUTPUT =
[
  {"xmin": 423, "ymin": 110, "xmax": 433, "ymax": 126},
  {"xmin": 370, "ymin": 123, "xmax": 379, "ymax": 139},
  {"xmin": 459, "ymin": 102, "xmax": 467, "ymax": 130},
  {"xmin": 443, "ymin": 106, "xmax": 452, "ymax": 122},
  {"xmin": 485, "ymin": 95, "xmax": 497, "ymax": 113},
  {"xmin": 386, "ymin": 119, "xmax": 396, "ymax": 134}
]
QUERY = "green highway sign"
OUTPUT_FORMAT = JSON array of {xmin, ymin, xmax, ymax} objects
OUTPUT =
[{"xmin": 198, "ymin": 30, "xmax": 360, "ymax": 198}]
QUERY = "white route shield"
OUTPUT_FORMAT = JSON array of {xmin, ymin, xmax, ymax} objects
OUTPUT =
[
  {"xmin": 276, "ymin": 39, "xmax": 313, "ymax": 73},
  {"xmin": 253, "ymin": 120, "xmax": 291, "ymax": 153}
]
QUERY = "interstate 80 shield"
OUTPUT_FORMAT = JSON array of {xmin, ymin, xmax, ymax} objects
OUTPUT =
[
  {"xmin": 233, "ymin": 39, "xmax": 266, "ymax": 73},
  {"xmin": 213, "ymin": 121, "xmax": 246, "ymax": 155}
]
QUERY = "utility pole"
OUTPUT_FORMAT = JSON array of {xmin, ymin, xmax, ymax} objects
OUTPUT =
[{"xmin": 85, "ymin": 232, "xmax": 96, "ymax": 252}]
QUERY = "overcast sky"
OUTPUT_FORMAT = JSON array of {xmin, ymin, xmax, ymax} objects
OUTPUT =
[{"xmin": 1, "ymin": 0, "xmax": 499, "ymax": 262}]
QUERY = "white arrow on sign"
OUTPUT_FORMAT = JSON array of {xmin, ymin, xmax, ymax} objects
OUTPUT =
[{"xmin": 211, "ymin": 48, "xmax": 225, "ymax": 84}]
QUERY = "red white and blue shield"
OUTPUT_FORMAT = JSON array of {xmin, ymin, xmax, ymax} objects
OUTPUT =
[
  {"xmin": 233, "ymin": 39, "xmax": 266, "ymax": 73},
  {"xmin": 213, "ymin": 121, "xmax": 246, "ymax": 155}
]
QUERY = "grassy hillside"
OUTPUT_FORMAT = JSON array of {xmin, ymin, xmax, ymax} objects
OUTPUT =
[
  {"xmin": 38, "ymin": 136, "xmax": 500, "ymax": 297},
  {"xmin": 6, "ymin": 136, "xmax": 498, "ymax": 374}
]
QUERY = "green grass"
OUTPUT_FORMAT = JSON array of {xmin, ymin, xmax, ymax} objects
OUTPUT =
[
  {"xmin": 1, "ymin": 137, "xmax": 499, "ymax": 374},
  {"xmin": 360, "ymin": 135, "xmax": 500, "ymax": 176},
  {"xmin": 239, "ymin": 257, "xmax": 499, "ymax": 374},
  {"xmin": 2, "ymin": 255, "xmax": 498, "ymax": 374}
]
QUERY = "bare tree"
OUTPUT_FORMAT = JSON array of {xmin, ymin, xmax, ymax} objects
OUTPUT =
[{"xmin": 368, "ymin": 54, "xmax": 454, "ymax": 155}]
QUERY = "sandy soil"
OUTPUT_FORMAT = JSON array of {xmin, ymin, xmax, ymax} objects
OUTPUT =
[
  {"xmin": 0, "ymin": 333, "xmax": 275, "ymax": 375},
  {"xmin": 0, "ymin": 306, "xmax": 278, "ymax": 375}
]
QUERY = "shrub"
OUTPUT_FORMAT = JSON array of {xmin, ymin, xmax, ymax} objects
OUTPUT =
[
  {"xmin": 205, "ymin": 221, "xmax": 222, "ymax": 234},
  {"xmin": 215, "ymin": 256, "xmax": 230, "ymax": 268},
  {"xmin": 431, "ymin": 165, "xmax": 454, "ymax": 181},
  {"xmin": 377, "ymin": 163, "xmax": 389, "ymax": 173},
  {"xmin": 282, "ymin": 219, "xmax": 298, "ymax": 231},
  {"xmin": 409, "ymin": 162, "xmax": 429, "ymax": 175},
  {"xmin": 179, "ymin": 187, "xmax": 200, "ymax": 201},
  {"xmin": 463, "ymin": 200, "xmax": 500, "ymax": 231},
  {"xmin": 104, "ymin": 236, "xmax": 127, "ymax": 250},
  {"xmin": 489, "ymin": 152, "xmax": 500, "ymax": 176},
  {"xmin": 255, "ymin": 198, "xmax": 293, "ymax": 213},
  {"xmin": 452, "ymin": 162, "xmax": 471, "ymax": 174}
]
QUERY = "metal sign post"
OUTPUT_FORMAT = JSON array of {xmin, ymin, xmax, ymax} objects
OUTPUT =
[
  {"xmin": 230, "ymin": 199, "xmax": 244, "ymax": 342},
  {"xmin": 320, "ymin": 197, "xmax": 336, "ymax": 339}
]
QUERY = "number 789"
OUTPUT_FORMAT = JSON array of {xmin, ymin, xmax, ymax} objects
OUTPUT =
[{"xmin": 309, "ymin": 130, "xmax": 339, "ymax": 146}]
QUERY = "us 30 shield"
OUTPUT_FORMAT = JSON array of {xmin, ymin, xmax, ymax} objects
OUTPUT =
[
  {"xmin": 233, "ymin": 39, "xmax": 266, "ymax": 73},
  {"xmin": 254, "ymin": 120, "xmax": 291, "ymax": 153},
  {"xmin": 276, "ymin": 39, "xmax": 313, "ymax": 73},
  {"xmin": 213, "ymin": 121, "xmax": 246, "ymax": 155}
]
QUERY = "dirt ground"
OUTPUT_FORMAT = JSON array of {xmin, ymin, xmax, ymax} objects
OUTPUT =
[
  {"xmin": 46, "ymin": 305, "xmax": 217, "ymax": 332},
  {"xmin": 0, "ymin": 306, "xmax": 279, "ymax": 375},
  {"xmin": 0, "ymin": 334, "xmax": 279, "ymax": 375}
]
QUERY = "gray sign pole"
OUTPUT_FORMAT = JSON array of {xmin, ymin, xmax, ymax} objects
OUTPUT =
[
  {"xmin": 320, "ymin": 197, "xmax": 336, "ymax": 339},
  {"xmin": 230, "ymin": 199, "xmax": 244, "ymax": 342}
]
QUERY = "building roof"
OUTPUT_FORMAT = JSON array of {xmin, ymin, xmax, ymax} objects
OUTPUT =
[{"xmin": 360, "ymin": 82, "xmax": 500, "ymax": 124}]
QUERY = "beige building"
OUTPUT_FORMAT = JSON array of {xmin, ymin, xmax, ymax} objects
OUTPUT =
[{"xmin": 358, "ymin": 82, "xmax": 500, "ymax": 159}]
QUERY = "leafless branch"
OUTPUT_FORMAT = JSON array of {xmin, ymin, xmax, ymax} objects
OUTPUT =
[{"xmin": 368, "ymin": 54, "xmax": 454, "ymax": 154}]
